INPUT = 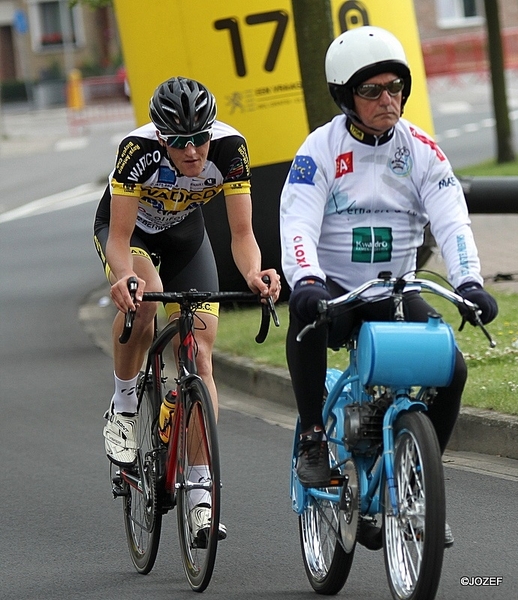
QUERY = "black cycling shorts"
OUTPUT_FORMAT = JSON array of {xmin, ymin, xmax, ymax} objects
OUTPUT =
[{"xmin": 93, "ymin": 206, "xmax": 219, "ymax": 317}]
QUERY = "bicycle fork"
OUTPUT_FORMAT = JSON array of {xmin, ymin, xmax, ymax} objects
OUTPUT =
[{"xmin": 382, "ymin": 395, "xmax": 427, "ymax": 516}]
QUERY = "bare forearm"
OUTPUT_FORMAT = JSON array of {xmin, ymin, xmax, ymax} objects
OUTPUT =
[
  {"xmin": 231, "ymin": 232, "xmax": 262, "ymax": 284},
  {"xmin": 106, "ymin": 237, "xmax": 135, "ymax": 282}
]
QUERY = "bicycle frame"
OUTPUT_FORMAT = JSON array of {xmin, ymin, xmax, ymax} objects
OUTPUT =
[
  {"xmin": 120, "ymin": 301, "xmax": 216, "ymax": 503},
  {"xmin": 292, "ymin": 348, "xmax": 429, "ymax": 520},
  {"xmin": 118, "ymin": 284, "xmax": 277, "ymax": 498},
  {"xmin": 291, "ymin": 274, "xmax": 493, "ymax": 519}
]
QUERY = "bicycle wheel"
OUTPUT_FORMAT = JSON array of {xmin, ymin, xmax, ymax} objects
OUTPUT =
[
  {"xmin": 383, "ymin": 411, "xmax": 445, "ymax": 600},
  {"xmin": 122, "ymin": 373, "xmax": 162, "ymax": 574},
  {"xmin": 176, "ymin": 377, "xmax": 221, "ymax": 592},
  {"xmin": 298, "ymin": 415, "xmax": 355, "ymax": 595}
]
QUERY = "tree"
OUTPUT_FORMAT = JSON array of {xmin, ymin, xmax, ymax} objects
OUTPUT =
[
  {"xmin": 483, "ymin": 0, "xmax": 515, "ymax": 162},
  {"xmin": 291, "ymin": 0, "xmax": 338, "ymax": 132}
]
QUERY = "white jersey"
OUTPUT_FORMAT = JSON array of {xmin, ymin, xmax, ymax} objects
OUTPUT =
[{"xmin": 280, "ymin": 114, "xmax": 482, "ymax": 293}]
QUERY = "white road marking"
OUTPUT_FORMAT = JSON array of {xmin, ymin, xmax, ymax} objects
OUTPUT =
[
  {"xmin": 54, "ymin": 137, "xmax": 89, "ymax": 151},
  {"xmin": 0, "ymin": 183, "xmax": 104, "ymax": 224}
]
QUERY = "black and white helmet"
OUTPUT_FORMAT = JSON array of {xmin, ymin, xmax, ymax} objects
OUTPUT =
[
  {"xmin": 149, "ymin": 77, "xmax": 217, "ymax": 135},
  {"xmin": 325, "ymin": 26, "xmax": 412, "ymax": 116}
]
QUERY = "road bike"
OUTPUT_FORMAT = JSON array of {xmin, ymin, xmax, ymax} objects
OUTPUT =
[
  {"xmin": 111, "ymin": 277, "xmax": 278, "ymax": 592},
  {"xmin": 290, "ymin": 271, "xmax": 495, "ymax": 600}
]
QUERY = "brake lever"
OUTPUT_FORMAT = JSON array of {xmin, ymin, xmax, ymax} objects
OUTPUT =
[
  {"xmin": 296, "ymin": 298, "xmax": 328, "ymax": 342},
  {"xmin": 458, "ymin": 305, "xmax": 496, "ymax": 347},
  {"xmin": 118, "ymin": 276, "xmax": 138, "ymax": 344},
  {"xmin": 262, "ymin": 275, "xmax": 280, "ymax": 327},
  {"xmin": 254, "ymin": 275, "xmax": 280, "ymax": 344}
]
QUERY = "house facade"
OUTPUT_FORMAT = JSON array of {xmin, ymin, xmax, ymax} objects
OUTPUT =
[
  {"xmin": 0, "ymin": 0, "xmax": 517, "ymax": 102},
  {"xmin": 0, "ymin": 0, "xmax": 121, "ymax": 103}
]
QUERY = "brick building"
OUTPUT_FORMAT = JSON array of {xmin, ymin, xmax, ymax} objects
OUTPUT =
[{"xmin": 413, "ymin": 0, "xmax": 518, "ymax": 75}]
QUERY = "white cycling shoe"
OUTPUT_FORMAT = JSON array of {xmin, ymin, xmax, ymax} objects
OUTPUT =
[
  {"xmin": 189, "ymin": 503, "xmax": 227, "ymax": 548},
  {"xmin": 103, "ymin": 410, "xmax": 138, "ymax": 466}
]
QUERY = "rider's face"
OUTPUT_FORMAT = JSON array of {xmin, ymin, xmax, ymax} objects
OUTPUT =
[
  {"xmin": 353, "ymin": 72, "xmax": 402, "ymax": 135},
  {"xmin": 157, "ymin": 134, "xmax": 210, "ymax": 177}
]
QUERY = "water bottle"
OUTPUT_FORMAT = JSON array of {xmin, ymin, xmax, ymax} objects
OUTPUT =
[{"xmin": 159, "ymin": 389, "xmax": 177, "ymax": 443}]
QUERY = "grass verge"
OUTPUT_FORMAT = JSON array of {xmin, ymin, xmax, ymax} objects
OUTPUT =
[{"xmin": 215, "ymin": 285, "xmax": 518, "ymax": 416}]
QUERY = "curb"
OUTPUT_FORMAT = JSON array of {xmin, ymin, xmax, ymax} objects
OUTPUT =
[
  {"xmin": 81, "ymin": 284, "xmax": 518, "ymax": 460},
  {"xmin": 213, "ymin": 352, "xmax": 518, "ymax": 460}
]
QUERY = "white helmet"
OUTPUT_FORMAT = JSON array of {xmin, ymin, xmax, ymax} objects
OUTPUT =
[{"xmin": 325, "ymin": 26, "xmax": 412, "ymax": 115}]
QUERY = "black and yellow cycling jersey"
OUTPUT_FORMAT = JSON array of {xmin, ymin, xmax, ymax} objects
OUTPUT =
[
  {"xmin": 95, "ymin": 119, "xmax": 251, "ymax": 234},
  {"xmin": 93, "ymin": 119, "xmax": 252, "ymax": 317}
]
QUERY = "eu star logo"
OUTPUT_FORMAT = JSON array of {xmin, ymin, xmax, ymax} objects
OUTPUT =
[{"xmin": 289, "ymin": 155, "xmax": 317, "ymax": 185}]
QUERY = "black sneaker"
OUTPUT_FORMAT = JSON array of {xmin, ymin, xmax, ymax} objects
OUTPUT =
[{"xmin": 296, "ymin": 425, "xmax": 331, "ymax": 488}]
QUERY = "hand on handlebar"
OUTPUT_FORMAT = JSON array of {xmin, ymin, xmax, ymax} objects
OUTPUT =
[
  {"xmin": 110, "ymin": 274, "xmax": 144, "ymax": 313},
  {"xmin": 248, "ymin": 269, "xmax": 281, "ymax": 302},
  {"xmin": 456, "ymin": 282, "xmax": 498, "ymax": 326},
  {"xmin": 289, "ymin": 277, "xmax": 331, "ymax": 325}
]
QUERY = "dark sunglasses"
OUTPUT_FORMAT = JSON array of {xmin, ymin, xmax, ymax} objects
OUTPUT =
[
  {"xmin": 355, "ymin": 78, "xmax": 404, "ymax": 100},
  {"xmin": 159, "ymin": 130, "xmax": 212, "ymax": 149}
]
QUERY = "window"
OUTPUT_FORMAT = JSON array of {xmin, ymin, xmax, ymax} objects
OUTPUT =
[
  {"xmin": 27, "ymin": 0, "xmax": 84, "ymax": 51},
  {"xmin": 435, "ymin": 0, "xmax": 485, "ymax": 29}
]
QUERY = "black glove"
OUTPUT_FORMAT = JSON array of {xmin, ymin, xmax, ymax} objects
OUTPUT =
[
  {"xmin": 457, "ymin": 282, "xmax": 498, "ymax": 325},
  {"xmin": 289, "ymin": 277, "xmax": 331, "ymax": 325}
]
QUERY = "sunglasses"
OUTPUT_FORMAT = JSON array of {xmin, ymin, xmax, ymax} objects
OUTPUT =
[
  {"xmin": 354, "ymin": 78, "xmax": 405, "ymax": 100},
  {"xmin": 159, "ymin": 130, "xmax": 212, "ymax": 149}
]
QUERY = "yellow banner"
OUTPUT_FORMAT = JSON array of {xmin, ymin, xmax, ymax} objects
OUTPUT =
[{"xmin": 114, "ymin": 0, "xmax": 433, "ymax": 167}]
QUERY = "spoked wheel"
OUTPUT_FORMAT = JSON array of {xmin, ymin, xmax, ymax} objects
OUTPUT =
[
  {"xmin": 383, "ymin": 412, "xmax": 445, "ymax": 600},
  {"xmin": 121, "ymin": 374, "xmax": 162, "ymax": 574},
  {"xmin": 298, "ymin": 416, "xmax": 355, "ymax": 595},
  {"xmin": 176, "ymin": 377, "xmax": 221, "ymax": 592}
]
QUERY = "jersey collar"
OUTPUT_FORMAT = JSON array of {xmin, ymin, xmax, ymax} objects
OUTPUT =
[{"xmin": 346, "ymin": 117, "xmax": 395, "ymax": 146}]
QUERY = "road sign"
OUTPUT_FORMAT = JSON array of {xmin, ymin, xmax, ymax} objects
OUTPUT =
[{"xmin": 13, "ymin": 10, "xmax": 28, "ymax": 35}]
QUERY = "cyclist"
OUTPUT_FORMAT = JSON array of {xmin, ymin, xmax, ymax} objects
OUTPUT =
[
  {"xmin": 280, "ymin": 27, "xmax": 497, "ymax": 546},
  {"xmin": 94, "ymin": 76, "xmax": 281, "ymax": 541}
]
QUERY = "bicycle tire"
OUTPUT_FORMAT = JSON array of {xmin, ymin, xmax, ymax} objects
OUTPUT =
[
  {"xmin": 176, "ymin": 377, "xmax": 221, "ymax": 592},
  {"xmin": 383, "ymin": 411, "xmax": 445, "ymax": 600},
  {"xmin": 298, "ymin": 416, "xmax": 355, "ymax": 595},
  {"xmin": 122, "ymin": 373, "xmax": 162, "ymax": 574}
]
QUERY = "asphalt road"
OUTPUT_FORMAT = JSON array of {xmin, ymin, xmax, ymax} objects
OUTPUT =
[
  {"xmin": 0, "ymin": 196, "xmax": 516, "ymax": 598},
  {"xmin": 1, "ymin": 81, "xmax": 518, "ymax": 598}
]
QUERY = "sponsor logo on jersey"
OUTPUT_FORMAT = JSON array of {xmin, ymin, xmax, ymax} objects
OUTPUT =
[
  {"xmin": 157, "ymin": 166, "xmax": 176, "ymax": 185},
  {"xmin": 456, "ymin": 234, "xmax": 470, "ymax": 276},
  {"xmin": 292, "ymin": 235, "xmax": 311, "ymax": 268},
  {"xmin": 289, "ymin": 155, "xmax": 317, "ymax": 185},
  {"xmin": 335, "ymin": 152, "xmax": 353, "ymax": 177},
  {"xmin": 144, "ymin": 186, "xmax": 220, "ymax": 207},
  {"xmin": 409, "ymin": 127, "xmax": 446, "ymax": 161},
  {"xmin": 228, "ymin": 182, "xmax": 247, "ymax": 191},
  {"xmin": 237, "ymin": 143, "xmax": 251, "ymax": 176},
  {"xmin": 116, "ymin": 140, "xmax": 142, "ymax": 174},
  {"xmin": 124, "ymin": 150, "xmax": 163, "ymax": 182},
  {"xmin": 439, "ymin": 176, "xmax": 457, "ymax": 189},
  {"xmin": 351, "ymin": 227, "xmax": 393, "ymax": 263},
  {"xmin": 227, "ymin": 157, "xmax": 245, "ymax": 180},
  {"xmin": 389, "ymin": 146, "xmax": 412, "ymax": 176},
  {"xmin": 349, "ymin": 122, "xmax": 365, "ymax": 141}
]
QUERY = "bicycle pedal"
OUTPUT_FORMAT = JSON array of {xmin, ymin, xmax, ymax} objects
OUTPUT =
[
  {"xmin": 111, "ymin": 475, "xmax": 128, "ymax": 498},
  {"xmin": 329, "ymin": 470, "xmax": 345, "ymax": 486}
]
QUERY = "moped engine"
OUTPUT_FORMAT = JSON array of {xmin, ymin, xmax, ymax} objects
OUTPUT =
[{"xmin": 344, "ymin": 395, "xmax": 390, "ymax": 455}]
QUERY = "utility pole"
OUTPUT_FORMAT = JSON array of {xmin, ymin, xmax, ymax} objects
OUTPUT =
[
  {"xmin": 483, "ymin": 0, "xmax": 515, "ymax": 162},
  {"xmin": 291, "ymin": 0, "xmax": 338, "ymax": 132}
]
